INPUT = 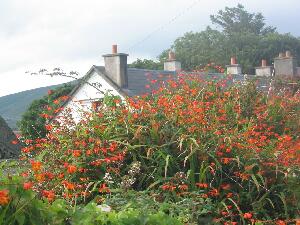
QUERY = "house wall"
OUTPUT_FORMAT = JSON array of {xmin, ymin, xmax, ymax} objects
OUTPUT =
[{"xmin": 55, "ymin": 70, "xmax": 124, "ymax": 123}]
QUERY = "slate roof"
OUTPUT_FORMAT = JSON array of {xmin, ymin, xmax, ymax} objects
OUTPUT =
[
  {"xmin": 122, "ymin": 68, "xmax": 176, "ymax": 96},
  {"xmin": 61, "ymin": 65, "xmax": 271, "ymax": 109},
  {"xmin": 95, "ymin": 66, "xmax": 250, "ymax": 96}
]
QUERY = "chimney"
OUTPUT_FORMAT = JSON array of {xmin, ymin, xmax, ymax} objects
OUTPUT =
[
  {"xmin": 261, "ymin": 59, "xmax": 267, "ymax": 67},
  {"xmin": 286, "ymin": 50, "xmax": 292, "ymax": 58},
  {"xmin": 231, "ymin": 57, "xmax": 237, "ymax": 65},
  {"xmin": 274, "ymin": 51, "xmax": 297, "ymax": 77},
  {"xmin": 226, "ymin": 56, "xmax": 242, "ymax": 75},
  {"xmin": 255, "ymin": 59, "xmax": 272, "ymax": 77},
  {"xmin": 103, "ymin": 45, "xmax": 128, "ymax": 88},
  {"xmin": 164, "ymin": 51, "xmax": 181, "ymax": 71},
  {"xmin": 112, "ymin": 44, "xmax": 118, "ymax": 54},
  {"xmin": 279, "ymin": 52, "xmax": 285, "ymax": 58}
]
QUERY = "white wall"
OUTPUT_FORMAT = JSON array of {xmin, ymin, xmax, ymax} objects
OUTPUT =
[{"xmin": 55, "ymin": 69, "xmax": 124, "ymax": 123}]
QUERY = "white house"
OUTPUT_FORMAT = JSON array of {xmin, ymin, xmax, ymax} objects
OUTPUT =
[
  {"xmin": 54, "ymin": 45, "xmax": 296, "ymax": 123},
  {"xmin": 54, "ymin": 45, "xmax": 180, "ymax": 123}
]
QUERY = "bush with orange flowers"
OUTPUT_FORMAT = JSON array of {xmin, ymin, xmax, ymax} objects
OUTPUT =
[{"xmin": 15, "ymin": 74, "xmax": 300, "ymax": 224}]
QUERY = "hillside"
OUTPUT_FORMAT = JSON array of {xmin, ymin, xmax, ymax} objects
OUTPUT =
[{"xmin": 0, "ymin": 82, "xmax": 76, "ymax": 130}]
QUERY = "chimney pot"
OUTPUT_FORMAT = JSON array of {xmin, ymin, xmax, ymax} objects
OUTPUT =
[
  {"xmin": 112, "ymin": 44, "xmax": 118, "ymax": 54},
  {"xmin": 279, "ymin": 52, "xmax": 285, "ymax": 58},
  {"xmin": 286, "ymin": 50, "xmax": 292, "ymax": 57},
  {"xmin": 231, "ymin": 57, "xmax": 237, "ymax": 65},
  {"xmin": 169, "ymin": 51, "xmax": 176, "ymax": 61},
  {"xmin": 261, "ymin": 59, "xmax": 267, "ymax": 67}
]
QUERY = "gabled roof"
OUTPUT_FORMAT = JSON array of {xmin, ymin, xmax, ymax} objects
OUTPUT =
[{"xmin": 64, "ymin": 66, "xmax": 251, "ymax": 103}]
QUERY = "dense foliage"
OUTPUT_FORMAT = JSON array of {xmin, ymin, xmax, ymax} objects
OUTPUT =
[
  {"xmin": 0, "ymin": 163, "xmax": 180, "ymax": 225},
  {"xmin": 131, "ymin": 4, "xmax": 300, "ymax": 74},
  {"xmin": 18, "ymin": 84, "xmax": 74, "ymax": 140},
  {"xmin": 7, "ymin": 73, "xmax": 298, "ymax": 224},
  {"xmin": 129, "ymin": 59, "xmax": 163, "ymax": 70}
]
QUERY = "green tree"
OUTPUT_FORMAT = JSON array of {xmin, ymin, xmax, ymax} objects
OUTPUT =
[
  {"xmin": 18, "ymin": 84, "xmax": 74, "ymax": 140},
  {"xmin": 210, "ymin": 3, "xmax": 276, "ymax": 35},
  {"xmin": 129, "ymin": 58, "xmax": 163, "ymax": 70},
  {"xmin": 158, "ymin": 4, "xmax": 300, "ymax": 74}
]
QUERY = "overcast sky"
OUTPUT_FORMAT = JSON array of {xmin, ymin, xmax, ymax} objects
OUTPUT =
[{"xmin": 1, "ymin": 0, "xmax": 300, "ymax": 97}]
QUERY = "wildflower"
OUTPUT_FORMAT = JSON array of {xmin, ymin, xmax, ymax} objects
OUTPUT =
[
  {"xmin": 67, "ymin": 165, "xmax": 77, "ymax": 174},
  {"xmin": 243, "ymin": 212, "xmax": 252, "ymax": 219},
  {"xmin": 11, "ymin": 139, "xmax": 18, "ymax": 145},
  {"xmin": 208, "ymin": 188, "xmax": 219, "ymax": 197},
  {"xmin": 99, "ymin": 183, "xmax": 110, "ymax": 193},
  {"xmin": 276, "ymin": 220, "xmax": 286, "ymax": 225},
  {"xmin": 226, "ymin": 192, "xmax": 233, "ymax": 198},
  {"xmin": 200, "ymin": 193, "xmax": 208, "ymax": 198},
  {"xmin": 221, "ymin": 183, "xmax": 231, "ymax": 190},
  {"xmin": 0, "ymin": 190, "xmax": 9, "ymax": 205},
  {"xmin": 162, "ymin": 184, "xmax": 170, "ymax": 191},
  {"xmin": 221, "ymin": 158, "xmax": 232, "ymax": 164},
  {"xmin": 35, "ymin": 173, "xmax": 45, "ymax": 182},
  {"xmin": 31, "ymin": 161, "xmax": 42, "ymax": 172},
  {"xmin": 179, "ymin": 184, "xmax": 188, "ymax": 191},
  {"xmin": 214, "ymin": 130, "xmax": 222, "ymax": 135},
  {"xmin": 72, "ymin": 150, "xmax": 81, "ymax": 157},
  {"xmin": 45, "ymin": 124, "xmax": 53, "ymax": 131},
  {"xmin": 196, "ymin": 183, "xmax": 208, "ymax": 188},
  {"xmin": 23, "ymin": 182, "xmax": 33, "ymax": 190},
  {"xmin": 42, "ymin": 190, "xmax": 55, "ymax": 202}
]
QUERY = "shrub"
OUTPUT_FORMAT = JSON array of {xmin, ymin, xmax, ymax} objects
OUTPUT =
[
  {"xmin": 0, "ymin": 162, "xmax": 182, "ymax": 225},
  {"xmin": 19, "ymin": 74, "xmax": 300, "ymax": 224},
  {"xmin": 18, "ymin": 83, "xmax": 74, "ymax": 140}
]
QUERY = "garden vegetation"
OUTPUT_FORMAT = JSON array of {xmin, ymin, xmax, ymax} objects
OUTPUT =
[{"xmin": 1, "ymin": 71, "xmax": 299, "ymax": 224}]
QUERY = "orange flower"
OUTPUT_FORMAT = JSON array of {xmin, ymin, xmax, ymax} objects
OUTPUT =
[
  {"xmin": 35, "ymin": 173, "xmax": 45, "ymax": 182},
  {"xmin": 179, "ymin": 184, "xmax": 188, "ymax": 191},
  {"xmin": 31, "ymin": 161, "xmax": 42, "ymax": 172},
  {"xmin": 45, "ymin": 124, "xmax": 53, "ymax": 131},
  {"xmin": 42, "ymin": 190, "xmax": 55, "ymax": 202},
  {"xmin": 23, "ymin": 182, "xmax": 34, "ymax": 190},
  {"xmin": 276, "ymin": 220, "xmax": 286, "ymax": 225},
  {"xmin": 243, "ymin": 212, "xmax": 252, "ymax": 219},
  {"xmin": 72, "ymin": 150, "xmax": 81, "ymax": 157},
  {"xmin": 0, "ymin": 190, "xmax": 9, "ymax": 205},
  {"xmin": 99, "ymin": 183, "xmax": 110, "ymax": 193},
  {"xmin": 67, "ymin": 165, "xmax": 77, "ymax": 174},
  {"xmin": 162, "ymin": 184, "xmax": 170, "ymax": 191},
  {"xmin": 208, "ymin": 188, "xmax": 219, "ymax": 197},
  {"xmin": 66, "ymin": 182, "xmax": 75, "ymax": 190},
  {"xmin": 196, "ymin": 183, "xmax": 208, "ymax": 188},
  {"xmin": 11, "ymin": 139, "xmax": 18, "ymax": 145},
  {"xmin": 221, "ymin": 183, "xmax": 231, "ymax": 190},
  {"xmin": 221, "ymin": 158, "xmax": 232, "ymax": 164},
  {"xmin": 200, "ymin": 193, "xmax": 208, "ymax": 198},
  {"xmin": 226, "ymin": 192, "xmax": 233, "ymax": 198}
]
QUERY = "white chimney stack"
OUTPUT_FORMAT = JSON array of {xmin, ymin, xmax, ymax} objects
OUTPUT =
[
  {"xmin": 103, "ymin": 45, "xmax": 128, "ymax": 88},
  {"xmin": 164, "ymin": 51, "xmax": 181, "ymax": 71}
]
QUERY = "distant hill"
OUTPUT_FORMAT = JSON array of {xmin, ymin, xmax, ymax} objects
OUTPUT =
[{"xmin": 0, "ymin": 82, "xmax": 76, "ymax": 130}]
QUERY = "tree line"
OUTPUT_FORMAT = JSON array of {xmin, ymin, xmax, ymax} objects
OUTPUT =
[{"xmin": 129, "ymin": 4, "xmax": 300, "ymax": 74}]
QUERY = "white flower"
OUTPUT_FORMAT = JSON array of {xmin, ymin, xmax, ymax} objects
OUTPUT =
[{"xmin": 97, "ymin": 204, "xmax": 111, "ymax": 212}]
